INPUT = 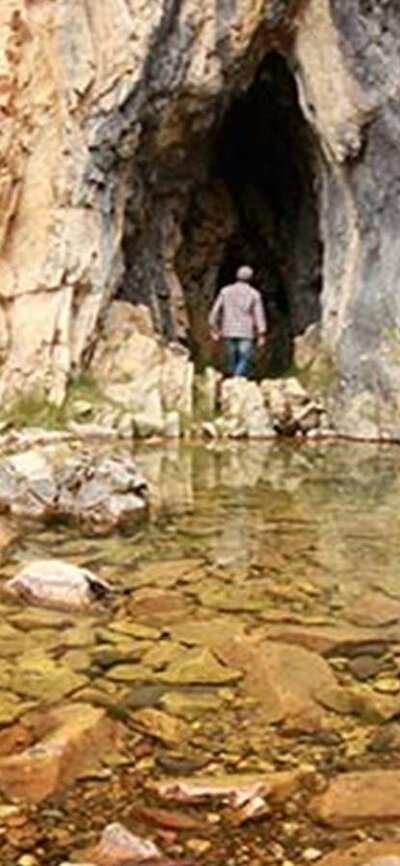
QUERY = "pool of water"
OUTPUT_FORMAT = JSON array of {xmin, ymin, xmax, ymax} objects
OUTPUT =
[{"xmin": 1, "ymin": 440, "xmax": 400, "ymax": 864}]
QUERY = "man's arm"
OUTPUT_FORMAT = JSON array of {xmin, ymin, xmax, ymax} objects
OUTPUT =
[
  {"xmin": 254, "ymin": 291, "xmax": 267, "ymax": 346},
  {"xmin": 208, "ymin": 292, "xmax": 224, "ymax": 340}
]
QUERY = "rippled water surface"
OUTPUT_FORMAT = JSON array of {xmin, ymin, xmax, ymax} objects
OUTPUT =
[{"xmin": 2, "ymin": 440, "xmax": 400, "ymax": 864}]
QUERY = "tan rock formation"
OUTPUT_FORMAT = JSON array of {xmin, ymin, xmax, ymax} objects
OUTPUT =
[
  {"xmin": 309, "ymin": 770, "xmax": 400, "ymax": 828},
  {"xmin": 0, "ymin": 1, "xmax": 398, "ymax": 436},
  {"xmin": 0, "ymin": 703, "xmax": 117, "ymax": 802}
]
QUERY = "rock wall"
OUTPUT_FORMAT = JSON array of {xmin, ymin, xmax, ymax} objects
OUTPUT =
[{"xmin": 0, "ymin": 1, "xmax": 399, "ymax": 437}]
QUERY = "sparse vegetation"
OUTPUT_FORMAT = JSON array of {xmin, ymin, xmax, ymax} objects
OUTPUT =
[
  {"xmin": 0, "ymin": 390, "xmax": 67, "ymax": 430},
  {"xmin": 300, "ymin": 350, "xmax": 338, "ymax": 395}
]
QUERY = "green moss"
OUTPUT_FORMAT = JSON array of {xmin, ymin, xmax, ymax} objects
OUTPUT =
[{"xmin": 0, "ymin": 373, "xmax": 109, "ymax": 431}]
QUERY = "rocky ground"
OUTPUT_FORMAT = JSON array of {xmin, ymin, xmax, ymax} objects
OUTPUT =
[{"xmin": 0, "ymin": 441, "xmax": 399, "ymax": 865}]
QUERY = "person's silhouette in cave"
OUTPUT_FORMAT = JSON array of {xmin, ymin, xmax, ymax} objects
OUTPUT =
[{"xmin": 208, "ymin": 265, "xmax": 267, "ymax": 378}]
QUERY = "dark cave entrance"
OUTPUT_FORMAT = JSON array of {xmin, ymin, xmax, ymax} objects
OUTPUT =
[
  {"xmin": 177, "ymin": 52, "xmax": 323, "ymax": 376},
  {"xmin": 120, "ymin": 52, "xmax": 323, "ymax": 378}
]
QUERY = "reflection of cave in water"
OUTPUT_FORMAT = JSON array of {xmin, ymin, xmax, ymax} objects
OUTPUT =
[{"xmin": 177, "ymin": 52, "xmax": 323, "ymax": 375}]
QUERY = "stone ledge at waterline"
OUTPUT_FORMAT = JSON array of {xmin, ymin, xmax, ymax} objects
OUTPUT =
[{"xmin": 42, "ymin": 301, "xmax": 332, "ymax": 442}]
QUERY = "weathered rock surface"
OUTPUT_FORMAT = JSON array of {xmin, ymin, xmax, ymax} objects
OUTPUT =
[
  {"xmin": 90, "ymin": 302, "xmax": 194, "ymax": 438},
  {"xmin": 5, "ymin": 560, "xmax": 110, "ymax": 612},
  {"xmin": 0, "ymin": 704, "xmax": 117, "ymax": 802},
  {"xmin": 159, "ymin": 646, "xmax": 242, "ymax": 687},
  {"xmin": 0, "ymin": 0, "xmax": 399, "ymax": 438},
  {"xmin": 10, "ymin": 651, "xmax": 87, "ymax": 702},
  {"xmin": 0, "ymin": 447, "xmax": 148, "ymax": 530},
  {"xmin": 217, "ymin": 636, "xmax": 338, "ymax": 730},
  {"xmin": 219, "ymin": 379, "xmax": 275, "ymax": 439},
  {"xmin": 129, "ymin": 708, "xmax": 190, "ymax": 747},
  {"xmin": 153, "ymin": 769, "xmax": 307, "ymax": 806},
  {"xmin": 83, "ymin": 822, "xmax": 162, "ymax": 865},
  {"xmin": 310, "ymin": 771, "xmax": 400, "ymax": 827},
  {"xmin": 318, "ymin": 842, "xmax": 400, "ymax": 866}
]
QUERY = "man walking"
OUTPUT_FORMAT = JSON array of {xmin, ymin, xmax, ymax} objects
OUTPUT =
[{"xmin": 208, "ymin": 265, "xmax": 267, "ymax": 378}]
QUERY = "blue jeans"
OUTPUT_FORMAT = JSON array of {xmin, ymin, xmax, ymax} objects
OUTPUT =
[{"xmin": 224, "ymin": 338, "xmax": 254, "ymax": 378}]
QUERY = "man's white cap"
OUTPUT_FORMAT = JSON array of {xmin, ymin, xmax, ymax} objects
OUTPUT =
[{"xmin": 236, "ymin": 265, "xmax": 254, "ymax": 281}]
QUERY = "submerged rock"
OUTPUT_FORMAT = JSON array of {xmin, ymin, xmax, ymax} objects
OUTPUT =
[
  {"xmin": 11, "ymin": 651, "xmax": 87, "ymax": 702},
  {"xmin": 5, "ymin": 560, "xmax": 111, "ymax": 612},
  {"xmin": 129, "ymin": 708, "xmax": 190, "ymax": 746},
  {"xmin": 0, "ymin": 703, "xmax": 117, "ymax": 803},
  {"xmin": 160, "ymin": 690, "xmax": 223, "ymax": 718},
  {"xmin": 217, "ymin": 636, "xmax": 337, "ymax": 730},
  {"xmin": 317, "ymin": 841, "xmax": 400, "ymax": 866},
  {"xmin": 309, "ymin": 770, "xmax": 400, "ymax": 827},
  {"xmin": 159, "ymin": 647, "xmax": 242, "ymax": 686}
]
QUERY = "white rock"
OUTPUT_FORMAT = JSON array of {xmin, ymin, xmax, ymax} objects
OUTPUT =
[
  {"xmin": 6, "ymin": 560, "xmax": 111, "ymax": 612},
  {"xmin": 88, "ymin": 822, "xmax": 162, "ymax": 862}
]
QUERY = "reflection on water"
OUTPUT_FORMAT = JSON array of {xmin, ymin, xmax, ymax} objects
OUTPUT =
[
  {"xmin": 2, "ymin": 440, "xmax": 400, "ymax": 863},
  {"xmin": 131, "ymin": 440, "xmax": 400, "ymax": 602},
  {"xmin": 3, "ymin": 439, "xmax": 400, "ymax": 652}
]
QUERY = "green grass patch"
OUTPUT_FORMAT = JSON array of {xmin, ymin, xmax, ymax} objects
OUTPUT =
[{"xmin": 0, "ymin": 390, "xmax": 67, "ymax": 430}]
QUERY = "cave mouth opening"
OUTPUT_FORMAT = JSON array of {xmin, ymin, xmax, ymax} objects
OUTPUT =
[{"xmin": 176, "ymin": 51, "xmax": 323, "ymax": 377}]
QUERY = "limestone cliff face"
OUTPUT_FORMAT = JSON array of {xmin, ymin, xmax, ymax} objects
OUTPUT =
[{"xmin": 0, "ymin": 1, "xmax": 399, "ymax": 437}]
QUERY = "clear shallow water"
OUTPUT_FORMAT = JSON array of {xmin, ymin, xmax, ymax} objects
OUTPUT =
[{"xmin": 1, "ymin": 440, "xmax": 400, "ymax": 864}]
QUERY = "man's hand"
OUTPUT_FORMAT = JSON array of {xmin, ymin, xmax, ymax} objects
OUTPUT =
[
  {"xmin": 210, "ymin": 329, "xmax": 220, "ymax": 342},
  {"xmin": 257, "ymin": 333, "xmax": 266, "ymax": 348}
]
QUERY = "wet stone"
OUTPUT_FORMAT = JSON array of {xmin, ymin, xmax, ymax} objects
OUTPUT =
[
  {"xmin": 155, "ymin": 753, "xmax": 211, "ymax": 775},
  {"xmin": 159, "ymin": 647, "xmax": 243, "ymax": 685},
  {"xmin": 167, "ymin": 617, "xmax": 246, "ymax": 649},
  {"xmin": 318, "ymin": 841, "xmax": 400, "ymax": 866},
  {"xmin": 309, "ymin": 770, "xmax": 400, "ymax": 827},
  {"xmin": 107, "ymin": 619, "xmax": 162, "ymax": 640},
  {"xmin": 9, "ymin": 609, "xmax": 75, "ymax": 630},
  {"xmin": 61, "ymin": 650, "xmax": 92, "ymax": 672},
  {"xmin": 160, "ymin": 690, "xmax": 223, "ymax": 718},
  {"xmin": 348, "ymin": 655, "xmax": 384, "ymax": 681},
  {"xmin": 143, "ymin": 641, "xmax": 185, "ymax": 670},
  {"xmin": 0, "ymin": 692, "xmax": 28, "ymax": 725},
  {"xmin": 105, "ymin": 663, "xmax": 155, "ymax": 683},
  {"xmin": 11, "ymin": 653, "xmax": 87, "ymax": 702},
  {"xmin": 128, "ymin": 588, "xmax": 191, "ymax": 627},
  {"xmin": 0, "ymin": 703, "xmax": 117, "ymax": 802},
  {"xmin": 347, "ymin": 592, "xmax": 400, "ymax": 628},
  {"xmin": 91, "ymin": 641, "xmax": 150, "ymax": 668},
  {"xmin": 124, "ymin": 684, "xmax": 167, "ymax": 709},
  {"xmin": 130, "ymin": 708, "xmax": 190, "ymax": 746},
  {"xmin": 342, "ymin": 642, "xmax": 387, "ymax": 659}
]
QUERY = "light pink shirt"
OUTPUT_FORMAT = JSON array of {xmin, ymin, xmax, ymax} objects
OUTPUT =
[{"xmin": 209, "ymin": 281, "xmax": 267, "ymax": 339}]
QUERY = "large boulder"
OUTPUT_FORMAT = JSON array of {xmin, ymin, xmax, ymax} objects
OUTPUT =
[
  {"xmin": 90, "ymin": 302, "xmax": 194, "ymax": 438},
  {"xmin": 0, "ymin": 446, "xmax": 148, "ymax": 531}
]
